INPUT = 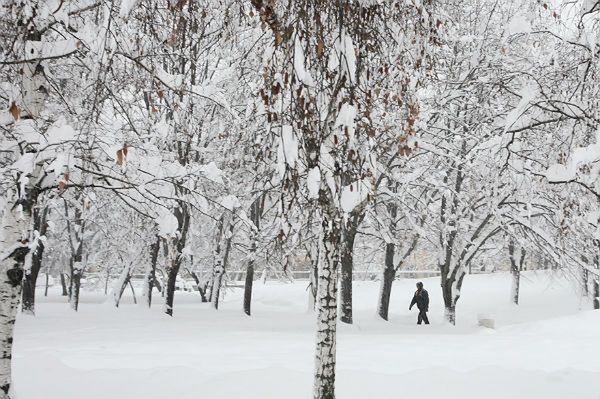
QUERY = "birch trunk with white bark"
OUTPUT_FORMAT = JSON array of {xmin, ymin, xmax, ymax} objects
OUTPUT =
[
  {"xmin": 313, "ymin": 209, "xmax": 341, "ymax": 399},
  {"xmin": 0, "ymin": 188, "xmax": 35, "ymax": 398}
]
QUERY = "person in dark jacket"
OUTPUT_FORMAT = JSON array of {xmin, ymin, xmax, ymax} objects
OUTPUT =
[{"xmin": 409, "ymin": 281, "xmax": 430, "ymax": 325}]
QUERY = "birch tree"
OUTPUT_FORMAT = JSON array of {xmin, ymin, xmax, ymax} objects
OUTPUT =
[{"xmin": 251, "ymin": 0, "xmax": 437, "ymax": 396}]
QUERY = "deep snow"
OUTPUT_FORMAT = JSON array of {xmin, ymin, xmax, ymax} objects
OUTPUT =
[{"xmin": 11, "ymin": 271, "xmax": 600, "ymax": 399}]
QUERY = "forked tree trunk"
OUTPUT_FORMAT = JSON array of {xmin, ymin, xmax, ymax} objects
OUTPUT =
[
  {"xmin": 22, "ymin": 206, "xmax": 49, "ymax": 314},
  {"xmin": 378, "ymin": 232, "xmax": 419, "ymax": 321},
  {"xmin": 440, "ymin": 265, "xmax": 466, "ymax": 325},
  {"xmin": 378, "ymin": 242, "xmax": 396, "ymax": 321},
  {"xmin": 313, "ymin": 211, "xmax": 341, "ymax": 399},
  {"xmin": 114, "ymin": 262, "xmax": 134, "ymax": 307}
]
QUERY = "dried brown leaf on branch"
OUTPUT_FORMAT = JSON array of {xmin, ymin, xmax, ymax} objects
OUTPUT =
[
  {"xmin": 116, "ymin": 144, "xmax": 128, "ymax": 166},
  {"xmin": 9, "ymin": 102, "xmax": 20, "ymax": 120},
  {"xmin": 274, "ymin": 31, "xmax": 283, "ymax": 46},
  {"xmin": 58, "ymin": 173, "xmax": 69, "ymax": 191},
  {"xmin": 317, "ymin": 38, "xmax": 324, "ymax": 57}
]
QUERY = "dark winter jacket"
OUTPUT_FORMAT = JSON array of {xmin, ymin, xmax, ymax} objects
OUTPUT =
[{"xmin": 410, "ymin": 289, "xmax": 429, "ymax": 311}]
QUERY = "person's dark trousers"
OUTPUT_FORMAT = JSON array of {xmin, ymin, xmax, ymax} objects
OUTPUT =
[{"xmin": 417, "ymin": 309, "xmax": 430, "ymax": 325}]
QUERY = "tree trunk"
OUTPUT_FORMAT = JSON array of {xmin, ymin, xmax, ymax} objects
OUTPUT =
[
  {"xmin": 104, "ymin": 269, "xmax": 110, "ymax": 295},
  {"xmin": 128, "ymin": 280, "xmax": 137, "ymax": 304},
  {"xmin": 244, "ymin": 198, "xmax": 261, "ymax": 316},
  {"xmin": 164, "ymin": 203, "xmax": 191, "ymax": 316},
  {"xmin": 581, "ymin": 263, "xmax": 589, "ymax": 297},
  {"xmin": 309, "ymin": 255, "xmax": 318, "ymax": 311},
  {"xmin": 339, "ymin": 208, "xmax": 363, "ymax": 324},
  {"xmin": 65, "ymin": 204, "xmax": 85, "ymax": 312},
  {"xmin": 70, "ymin": 265, "xmax": 82, "ymax": 312},
  {"xmin": 511, "ymin": 267, "xmax": 521, "ymax": 305},
  {"xmin": 306, "ymin": 236, "xmax": 320, "ymax": 312},
  {"xmin": 594, "ymin": 278, "xmax": 599, "ymax": 310},
  {"xmin": 0, "ymin": 188, "xmax": 36, "ymax": 397},
  {"xmin": 1, "ymin": 11, "xmax": 48, "ymax": 393},
  {"xmin": 339, "ymin": 227, "xmax": 356, "ymax": 324},
  {"xmin": 188, "ymin": 271, "xmax": 208, "ymax": 302},
  {"xmin": 378, "ymin": 242, "xmax": 396, "ymax": 321},
  {"xmin": 144, "ymin": 235, "xmax": 160, "ymax": 308},
  {"xmin": 444, "ymin": 305, "xmax": 456, "ymax": 325},
  {"xmin": 508, "ymin": 239, "xmax": 525, "ymax": 305},
  {"xmin": 164, "ymin": 240, "xmax": 178, "ymax": 316},
  {"xmin": 212, "ymin": 211, "xmax": 235, "ymax": 310},
  {"xmin": 44, "ymin": 273, "xmax": 49, "ymax": 297},
  {"xmin": 440, "ymin": 265, "xmax": 465, "ymax": 325},
  {"xmin": 114, "ymin": 262, "xmax": 134, "ymax": 308},
  {"xmin": 60, "ymin": 273, "xmax": 68, "ymax": 296},
  {"xmin": 243, "ymin": 263, "xmax": 254, "ymax": 316},
  {"xmin": 22, "ymin": 206, "xmax": 48, "ymax": 314},
  {"xmin": 313, "ymin": 213, "xmax": 341, "ymax": 399}
]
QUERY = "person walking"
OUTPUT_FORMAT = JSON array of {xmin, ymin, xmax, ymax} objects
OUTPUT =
[{"xmin": 409, "ymin": 281, "xmax": 430, "ymax": 324}]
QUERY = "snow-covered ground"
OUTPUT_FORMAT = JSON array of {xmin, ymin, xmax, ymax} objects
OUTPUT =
[{"xmin": 12, "ymin": 271, "xmax": 600, "ymax": 399}]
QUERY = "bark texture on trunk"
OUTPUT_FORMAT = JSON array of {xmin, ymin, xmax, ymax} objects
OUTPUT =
[
  {"xmin": 339, "ymin": 223, "xmax": 356, "ymax": 324},
  {"xmin": 1, "ymin": 8, "xmax": 47, "ymax": 394},
  {"xmin": 313, "ymin": 212, "xmax": 341, "ymax": 399},
  {"xmin": 0, "ymin": 188, "xmax": 36, "ymax": 397}
]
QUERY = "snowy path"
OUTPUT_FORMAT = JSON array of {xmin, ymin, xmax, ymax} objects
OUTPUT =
[{"xmin": 12, "ymin": 272, "xmax": 600, "ymax": 399}]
